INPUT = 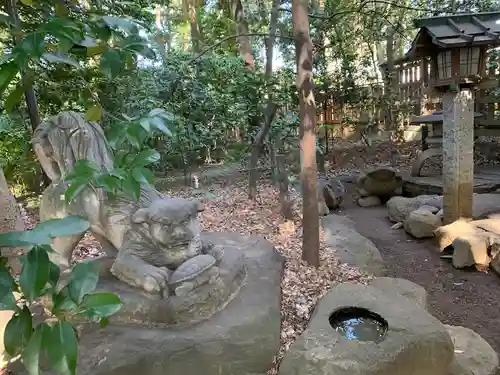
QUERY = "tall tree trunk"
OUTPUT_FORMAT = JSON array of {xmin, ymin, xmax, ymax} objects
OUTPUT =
[
  {"xmin": 248, "ymin": 0, "xmax": 280, "ymax": 199},
  {"xmin": 186, "ymin": 0, "xmax": 201, "ymax": 52},
  {"xmin": 384, "ymin": 27, "xmax": 395, "ymax": 132},
  {"xmin": 231, "ymin": 0, "xmax": 255, "ymax": 70},
  {"xmin": 155, "ymin": 5, "xmax": 167, "ymax": 61},
  {"xmin": 292, "ymin": 0, "xmax": 319, "ymax": 266}
]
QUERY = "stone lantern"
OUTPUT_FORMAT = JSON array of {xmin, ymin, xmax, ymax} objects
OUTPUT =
[{"xmin": 404, "ymin": 12, "xmax": 500, "ymax": 224}]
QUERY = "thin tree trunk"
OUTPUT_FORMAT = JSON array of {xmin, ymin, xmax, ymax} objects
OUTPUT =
[
  {"xmin": 6, "ymin": 0, "xmax": 49, "ymax": 188},
  {"xmin": 247, "ymin": 0, "xmax": 280, "ymax": 199},
  {"xmin": 5, "ymin": 0, "xmax": 41, "ymax": 132},
  {"xmin": 276, "ymin": 154, "xmax": 293, "ymax": 220},
  {"xmin": 155, "ymin": 5, "xmax": 167, "ymax": 60},
  {"xmin": 384, "ymin": 27, "xmax": 395, "ymax": 131},
  {"xmin": 292, "ymin": 0, "xmax": 319, "ymax": 266},
  {"xmin": 187, "ymin": 0, "xmax": 201, "ymax": 52},
  {"xmin": 231, "ymin": 0, "xmax": 255, "ymax": 69}
]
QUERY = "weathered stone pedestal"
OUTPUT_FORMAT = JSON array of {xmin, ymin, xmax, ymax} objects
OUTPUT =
[
  {"xmin": 14, "ymin": 233, "xmax": 284, "ymax": 375},
  {"xmin": 442, "ymin": 90, "xmax": 474, "ymax": 225}
]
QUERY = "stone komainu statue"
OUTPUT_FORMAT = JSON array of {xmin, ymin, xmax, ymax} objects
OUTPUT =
[{"xmin": 32, "ymin": 112, "xmax": 225, "ymax": 299}]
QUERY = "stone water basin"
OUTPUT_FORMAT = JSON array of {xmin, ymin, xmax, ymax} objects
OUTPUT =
[
  {"xmin": 279, "ymin": 282, "xmax": 454, "ymax": 375},
  {"xmin": 329, "ymin": 306, "xmax": 388, "ymax": 343}
]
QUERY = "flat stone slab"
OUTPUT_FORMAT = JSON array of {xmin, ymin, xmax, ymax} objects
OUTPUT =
[
  {"xmin": 446, "ymin": 325, "xmax": 499, "ymax": 375},
  {"xmin": 387, "ymin": 193, "xmax": 500, "ymax": 224},
  {"xmin": 14, "ymin": 233, "xmax": 284, "ymax": 375},
  {"xmin": 279, "ymin": 282, "xmax": 454, "ymax": 375},
  {"xmin": 370, "ymin": 277, "xmax": 428, "ymax": 310},
  {"xmin": 321, "ymin": 215, "xmax": 385, "ymax": 276}
]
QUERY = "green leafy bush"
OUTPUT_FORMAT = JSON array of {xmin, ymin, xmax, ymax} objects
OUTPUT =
[
  {"xmin": 0, "ymin": 115, "xmax": 42, "ymax": 195},
  {"xmin": 0, "ymin": 216, "xmax": 122, "ymax": 375}
]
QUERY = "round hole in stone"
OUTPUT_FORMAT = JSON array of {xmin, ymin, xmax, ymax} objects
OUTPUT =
[{"xmin": 329, "ymin": 307, "xmax": 388, "ymax": 343}]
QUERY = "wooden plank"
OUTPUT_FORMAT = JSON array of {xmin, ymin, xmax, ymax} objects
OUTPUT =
[
  {"xmin": 403, "ymin": 170, "xmax": 500, "ymax": 197},
  {"xmin": 476, "ymin": 119, "xmax": 500, "ymax": 126},
  {"xmin": 475, "ymin": 128, "xmax": 500, "ymax": 137},
  {"xmin": 477, "ymin": 95, "xmax": 500, "ymax": 104}
]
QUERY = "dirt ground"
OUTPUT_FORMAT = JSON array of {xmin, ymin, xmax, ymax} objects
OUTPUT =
[{"xmin": 340, "ymin": 180, "xmax": 500, "ymax": 355}]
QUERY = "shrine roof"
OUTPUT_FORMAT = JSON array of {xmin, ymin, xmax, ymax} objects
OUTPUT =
[{"xmin": 405, "ymin": 12, "xmax": 500, "ymax": 60}]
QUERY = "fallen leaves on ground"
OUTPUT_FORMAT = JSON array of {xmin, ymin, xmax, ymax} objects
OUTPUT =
[{"xmin": 169, "ymin": 181, "xmax": 367, "ymax": 373}]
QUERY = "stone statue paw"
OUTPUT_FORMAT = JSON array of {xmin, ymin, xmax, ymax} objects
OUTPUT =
[
  {"xmin": 206, "ymin": 244, "xmax": 224, "ymax": 262},
  {"xmin": 169, "ymin": 254, "xmax": 220, "ymax": 296},
  {"xmin": 138, "ymin": 264, "xmax": 172, "ymax": 294}
]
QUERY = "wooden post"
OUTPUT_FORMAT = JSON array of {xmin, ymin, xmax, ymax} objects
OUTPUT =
[{"xmin": 442, "ymin": 89, "xmax": 474, "ymax": 224}]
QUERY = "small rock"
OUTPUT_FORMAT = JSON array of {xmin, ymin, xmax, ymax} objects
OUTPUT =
[
  {"xmin": 358, "ymin": 187, "xmax": 369, "ymax": 197},
  {"xmin": 419, "ymin": 205, "xmax": 440, "ymax": 214},
  {"xmin": 434, "ymin": 220, "xmax": 480, "ymax": 252},
  {"xmin": 404, "ymin": 209, "xmax": 442, "ymax": 238},
  {"xmin": 357, "ymin": 167, "xmax": 403, "ymax": 199},
  {"xmin": 489, "ymin": 238, "xmax": 500, "ymax": 275},
  {"xmin": 387, "ymin": 195, "xmax": 443, "ymax": 223},
  {"xmin": 391, "ymin": 222, "xmax": 404, "ymax": 230},
  {"xmin": 357, "ymin": 196, "xmax": 382, "ymax": 207},
  {"xmin": 451, "ymin": 235, "xmax": 490, "ymax": 269},
  {"xmin": 317, "ymin": 177, "xmax": 345, "ymax": 215},
  {"xmin": 318, "ymin": 199, "xmax": 329, "ymax": 216},
  {"xmin": 321, "ymin": 215, "xmax": 384, "ymax": 276}
]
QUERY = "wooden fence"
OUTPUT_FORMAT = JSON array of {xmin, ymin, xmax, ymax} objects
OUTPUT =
[{"xmin": 316, "ymin": 57, "xmax": 500, "ymax": 141}]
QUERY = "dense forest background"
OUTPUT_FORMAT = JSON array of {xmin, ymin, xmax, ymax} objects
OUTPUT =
[{"xmin": 1, "ymin": 0, "xmax": 499, "ymax": 195}]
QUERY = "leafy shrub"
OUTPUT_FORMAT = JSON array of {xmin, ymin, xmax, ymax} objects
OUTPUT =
[
  {"xmin": 0, "ymin": 216, "xmax": 122, "ymax": 375},
  {"xmin": 0, "ymin": 115, "xmax": 42, "ymax": 195}
]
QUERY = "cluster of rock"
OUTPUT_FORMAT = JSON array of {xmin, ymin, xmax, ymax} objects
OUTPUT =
[
  {"xmin": 356, "ymin": 167, "xmax": 403, "ymax": 207},
  {"xmin": 386, "ymin": 193, "xmax": 500, "ymax": 271},
  {"xmin": 283, "ymin": 211, "xmax": 498, "ymax": 375},
  {"xmin": 279, "ymin": 278, "xmax": 499, "ymax": 375},
  {"xmin": 436, "ymin": 217, "xmax": 500, "ymax": 271},
  {"xmin": 387, "ymin": 195, "xmax": 444, "ymax": 238},
  {"xmin": 288, "ymin": 211, "xmax": 498, "ymax": 375},
  {"xmin": 8, "ymin": 112, "xmax": 498, "ymax": 375}
]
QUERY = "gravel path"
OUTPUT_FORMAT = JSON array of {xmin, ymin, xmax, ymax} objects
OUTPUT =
[{"xmin": 340, "ymin": 186, "xmax": 500, "ymax": 354}]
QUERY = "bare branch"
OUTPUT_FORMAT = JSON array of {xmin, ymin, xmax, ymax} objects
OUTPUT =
[
  {"xmin": 189, "ymin": 33, "xmax": 295, "ymax": 63},
  {"xmin": 280, "ymin": 0, "xmax": 428, "ymax": 20}
]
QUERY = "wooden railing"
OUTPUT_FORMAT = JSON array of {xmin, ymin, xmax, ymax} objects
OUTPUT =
[{"xmin": 316, "ymin": 57, "xmax": 500, "ymax": 138}]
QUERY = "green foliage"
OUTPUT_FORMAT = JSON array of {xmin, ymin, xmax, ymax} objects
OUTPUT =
[
  {"xmin": 1, "ymin": 0, "xmax": 186, "ymax": 204},
  {"xmin": 0, "ymin": 115, "xmax": 41, "ymax": 193},
  {"xmin": 99, "ymin": 51, "xmax": 266, "ymax": 169},
  {"xmin": 0, "ymin": 216, "xmax": 122, "ymax": 375}
]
